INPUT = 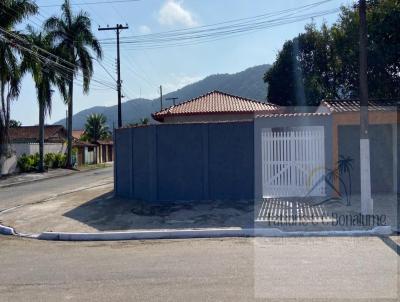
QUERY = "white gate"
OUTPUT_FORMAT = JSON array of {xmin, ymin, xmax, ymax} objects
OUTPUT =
[{"xmin": 261, "ymin": 126, "xmax": 326, "ymax": 198}]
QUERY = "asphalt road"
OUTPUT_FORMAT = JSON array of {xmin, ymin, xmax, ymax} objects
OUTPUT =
[
  {"xmin": 0, "ymin": 235, "xmax": 398, "ymax": 301},
  {"xmin": 0, "ymin": 167, "xmax": 113, "ymax": 212}
]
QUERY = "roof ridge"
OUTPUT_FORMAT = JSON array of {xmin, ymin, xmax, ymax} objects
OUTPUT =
[
  {"xmin": 155, "ymin": 90, "xmax": 279, "ymax": 115},
  {"xmin": 212, "ymin": 90, "xmax": 279, "ymax": 107}
]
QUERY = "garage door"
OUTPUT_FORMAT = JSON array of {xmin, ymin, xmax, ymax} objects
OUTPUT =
[{"xmin": 261, "ymin": 126, "xmax": 326, "ymax": 198}]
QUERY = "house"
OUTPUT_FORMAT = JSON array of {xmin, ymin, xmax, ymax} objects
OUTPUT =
[
  {"xmin": 115, "ymin": 91, "xmax": 398, "ymax": 202},
  {"xmin": 72, "ymin": 130, "xmax": 113, "ymax": 165},
  {"xmin": 152, "ymin": 90, "xmax": 282, "ymax": 123},
  {"xmin": 9, "ymin": 125, "xmax": 67, "ymax": 158},
  {"xmin": 96, "ymin": 139, "xmax": 113, "ymax": 163},
  {"xmin": 71, "ymin": 130, "xmax": 96, "ymax": 165},
  {"xmin": 317, "ymin": 99, "xmax": 399, "ymax": 195}
]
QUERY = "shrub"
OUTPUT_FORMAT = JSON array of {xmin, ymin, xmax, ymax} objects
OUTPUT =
[
  {"xmin": 18, "ymin": 152, "xmax": 67, "ymax": 172},
  {"xmin": 44, "ymin": 153, "xmax": 56, "ymax": 168},
  {"xmin": 53, "ymin": 152, "xmax": 66, "ymax": 168},
  {"xmin": 17, "ymin": 153, "xmax": 39, "ymax": 172}
]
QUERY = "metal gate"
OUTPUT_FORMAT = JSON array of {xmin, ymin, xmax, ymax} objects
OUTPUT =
[{"xmin": 261, "ymin": 126, "xmax": 326, "ymax": 198}]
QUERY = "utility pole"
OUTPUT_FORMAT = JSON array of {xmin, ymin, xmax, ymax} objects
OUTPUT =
[
  {"xmin": 160, "ymin": 85, "xmax": 163, "ymax": 110},
  {"xmin": 98, "ymin": 24, "xmax": 129, "ymax": 128},
  {"xmin": 359, "ymin": 0, "xmax": 373, "ymax": 214},
  {"xmin": 166, "ymin": 97, "xmax": 179, "ymax": 106}
]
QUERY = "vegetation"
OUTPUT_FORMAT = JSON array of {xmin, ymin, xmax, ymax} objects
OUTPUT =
[
  {"xmin": 44, "ymin": 0, "xmax": 103, "ymax": 168},
  {"xmin": 0, "ymin": 0, "xmax": 38, "ymax": 160},
  {"xmin": 17, "ymin": 152, "xmax": 66, "ymax": 172},
  {"xmin": 0, "ymin": 0, "xmax": 103, "ymax": 174},
  {"xmin": 9, "ymin": 120, "xmax": 21, "ymax": 128},
  {"xmin": 264, "ymin": 0, "xmax": 400, "ymax": 107},
  {"xmin": 21, "ymin": 26, "xmax": 67, "ymax": 172},
  {"xmin": 83, "ymin": 113, "xmax": 110, "ymax": 142}
]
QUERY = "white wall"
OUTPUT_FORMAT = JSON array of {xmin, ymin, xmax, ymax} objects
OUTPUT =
[{"xmin": 12, "ymin": 143, "xmax": 66, "ymax": 157}]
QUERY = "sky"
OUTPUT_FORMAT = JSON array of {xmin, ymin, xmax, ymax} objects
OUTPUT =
[{"xmin": 11, "ymin": 0, "xmax": 353, "ymax": 125}]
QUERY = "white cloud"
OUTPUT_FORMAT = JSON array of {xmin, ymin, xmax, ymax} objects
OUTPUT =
[
  {"xmin": 158, "ymin": 0, "xmax": 198, "ymax": 27},
  {"xmin": 137, "ymin": 25, "xmax": 151, "ymax": 34}
]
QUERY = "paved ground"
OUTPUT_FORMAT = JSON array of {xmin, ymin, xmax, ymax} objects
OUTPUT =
[
  {"xmin": 0, "ymin": 183, "xmax": 397, "ymax": 233},
  {"xmin": 0, "ymin": 166, "xmax": 397, "ymax": 233},
  {"xmin": 0, "ymin": 168, "xmax": 76, "ymax": 188},
  {"xmin": 0, "ymin": 166, "xmax": 113, "ymax": 212},
  {"xmin": 0, "ymin": 235, "xmax": 398, "ymax": 301}
]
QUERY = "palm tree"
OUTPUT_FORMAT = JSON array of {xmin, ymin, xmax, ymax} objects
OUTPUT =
[
  {"xmin": 21, "ymin": 27, "xmax": 67, "ymax": 172},
  {"xmin": 84, "ymin": 113, "xmax": 110, "ymax": 142},
  {"xmin": 44, "ymin": 0, "xmax": 102, "ymax": 168},
  {"xmin": 0, "ymin": 1, "xmax": 37, "ymax": 166}
]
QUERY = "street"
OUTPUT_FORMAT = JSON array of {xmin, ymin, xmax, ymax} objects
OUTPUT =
[
  {"xmin": 0, "ymin": 167, "xmax": 113, "ymax": 212},
  {"xmin": 0, "ymin": 235, "xmax": 398, "ymax": 301}
]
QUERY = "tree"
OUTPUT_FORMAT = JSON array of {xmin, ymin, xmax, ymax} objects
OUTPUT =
[
  {"xmin": 20, "ymin": 27, "xmax": 67, "ymax": 172},
  {"xmin": 9, "ymin": 120, "xmax": 21, "ymax": 128},
  {"xmin": 264, "ymin": 0, "xmax": 400, "ymax": 106},
  {"xmin": 0, "ymin": 0, "xmax": 37, "ymax": 165},
  {"xmin": 44, "ymin": 0, "xmax": 102, "ymax": 168},
  {"xmin": 83, "ymin": 113, "xmax": 110, "ymax": 142}
]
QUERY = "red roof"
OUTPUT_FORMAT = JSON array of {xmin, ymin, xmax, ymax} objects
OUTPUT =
[
  {"xmin": 321, "ymin": 99, "xmax": 399, "ymax": 113},
  {"xmin": 72, "ymin": 130, "xmax": 85, "ymax": 139},
  {"xmin": 256, "ymin": 112, "xmax": 331, "ymax": 118},
  {"xmin": 9, "ymin": 125, "xmax": 67, "ymax": 143},
  {"xmin": 152, "ymin": 90, "xmax": 281, "ymax": 122}
]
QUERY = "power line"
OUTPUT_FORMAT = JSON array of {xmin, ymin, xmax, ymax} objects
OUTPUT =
[
  {"xmin": 98, "ymin": 24, "xmax": 129, "ymax": 127},
  {"xmin": 38, "ymin": 0, "xmax": 140, "ymax": 8},
  {"xmin": 101, "ymin": 8, "xmax": 340, "ymax": 50},
  {"xmin": 100, "ymin": 0, "xmax": 336, "ymax": 43}
]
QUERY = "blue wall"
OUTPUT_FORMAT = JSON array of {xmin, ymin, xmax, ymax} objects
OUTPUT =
[{"xmin": 115, "ymin": 121, "xmax": 255, "ymax": 202}]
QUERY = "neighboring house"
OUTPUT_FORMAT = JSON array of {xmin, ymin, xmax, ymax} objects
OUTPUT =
[
  {"xmin": 72, "ymin": 130, "xmax": 96, "ymax": 165},
  {"xmin": 96, "ymin": 139, "xmax": 113, "ymax": 163},
  {"xmin": 152, "ymin": 90, "xmax": 281, "ymax": 123},
  {"xmin": 72, "ymin": 130, "xmax": 113, "ymax": 165},
  {"xmin": 9, "ymin": 125, "xmax": 67, "ymax": 157},
  {"xmin": 317, "ymin": 99, "xmax": 399, "ymax": 195},
  {"xmin": 115, "ymin": 91, "xmax": 398, "ymax": 202}
]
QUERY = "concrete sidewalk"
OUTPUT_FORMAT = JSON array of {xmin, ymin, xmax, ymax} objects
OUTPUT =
[{"xmin": 0, "ymin": 179, "xmax": 397, "ymax": 235}]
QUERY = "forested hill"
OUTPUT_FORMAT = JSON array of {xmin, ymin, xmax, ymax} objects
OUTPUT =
[{"xmin": 54, "ymin": 64, "xmax": 270, "ymax": 130}]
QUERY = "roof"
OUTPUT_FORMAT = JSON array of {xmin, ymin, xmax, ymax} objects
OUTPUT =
[
  {"xmin": 73, "ymin": 139, "xmax": 96, "ymax": 147},
  {"xmin": 320, "ymin": 99, "xmax": 399, "ymax": 113},
  {"xmin": 72, "ymin": 130, "xmax": 85, "ymax": 139},
  {"xmin": 256, "ymin": 112, "xmax": 331, "ymax": 118},
  {"xmin": 152, "ymin": 90, "xmax": 281, "ymax": 122},
  {"xmin": 9, "ymin": 125, "xmax": 66, "ymax": 143},
  {"xmin": 96, "ymin": 139, "xmax": 113, "ymax": 145}
]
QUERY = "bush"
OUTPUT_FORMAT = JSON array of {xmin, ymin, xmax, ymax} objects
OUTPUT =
[
  {"xmin": 17, "ymin": 153, "xmax": 39, "ymax": 172},
  {"xmin": 53, "ymin": 153, "xmax": 66, "ymax": 168},
  {"xmin": 44, "ymin": 153, "xmax": 56, "ymax": 168},
  {"xmin": 18, "ymin": 152, "xmax": 66, "ymax": 172}
]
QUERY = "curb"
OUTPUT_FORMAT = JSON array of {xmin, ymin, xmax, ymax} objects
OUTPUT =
[
  {"xmin": 0, "ymin": 224, "xmax": 16, "ymax": 235},
  {"xmin": 0, "ymin": 224, "xmax": 392, "ymax": 241}
]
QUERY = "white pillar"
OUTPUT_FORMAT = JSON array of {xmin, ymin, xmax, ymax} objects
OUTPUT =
[{"xmin": 360, "ymin": 138, "xmax": 373, "ymax": 214}]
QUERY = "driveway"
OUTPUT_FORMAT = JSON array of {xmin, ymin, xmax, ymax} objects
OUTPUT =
[{"xmin": 0, "ymin": 235, "xmax": 398, "ymax": 301}]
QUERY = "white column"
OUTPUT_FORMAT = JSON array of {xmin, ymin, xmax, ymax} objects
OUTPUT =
[{"xmin": 360, "ymin": 138, "xmax": 373, "ymax": 214}]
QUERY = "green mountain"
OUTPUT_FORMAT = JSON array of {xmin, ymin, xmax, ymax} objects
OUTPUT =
[{"xmin": 55, "ymin": 64, "xmax": 270, "ymax": 130}]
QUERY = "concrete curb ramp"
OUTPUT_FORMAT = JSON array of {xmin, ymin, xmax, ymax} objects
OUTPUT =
[{"xmin": 0, "ymin": 224, "xmax": 393, "ymax": 241}]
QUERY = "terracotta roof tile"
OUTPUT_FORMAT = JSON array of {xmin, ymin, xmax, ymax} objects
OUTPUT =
[
  {"xmin": 9, "ymin": 125, "xmax": 66, "ymax": 143},
  {"xmin": 321, "ymin": 99, "xmax": 399, "ymax": 113},
  {"xmin": 256, "ymin": 112, "xmax": 331, "ymax": 118},
  {"xmin": 72, "ymin": 130, "xmax": 85, "ymax": 139},
  {"xmin": 152, "ymin": 90, "xmax": 281, "ymax": 122}
]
